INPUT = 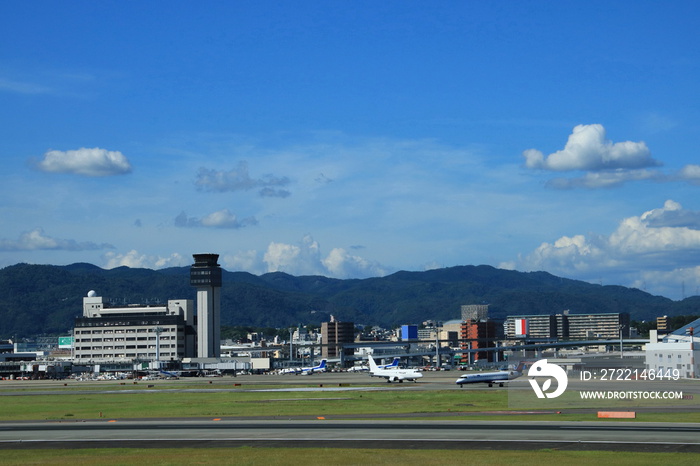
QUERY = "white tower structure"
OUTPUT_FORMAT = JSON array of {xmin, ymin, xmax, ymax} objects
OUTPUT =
[{"xmin": 190, "ymin": 253, "xmax": 222, "ymax": 358}]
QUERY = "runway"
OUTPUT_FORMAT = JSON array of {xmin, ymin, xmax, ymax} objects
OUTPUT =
[
  {"xmin": 1, "ymin": 371, "xmax": 699, "ymax": 452},
  {"xmin": 1, "ymin": 419, "xmax": 700, "ymax": 452}
]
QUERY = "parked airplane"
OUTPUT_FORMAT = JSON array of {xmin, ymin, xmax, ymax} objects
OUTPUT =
[
  {"xmin": 455, "ymin": 361, "xmax": 527, "ymax": 387},
  {"xmin": 281, "ymin": 359, "xmax": 327, "ymax": 375},
  {"xmin": 159, "ymin": 369, "xmax": 181, "ymax": 378},
  {"xmin": 368, "ymin": 355, "xmax": 422, "ymax": 383},
  {"xmin": 347, "ymin": 364, "xmax": 369, "ymax": 372},
  {"xmin": 377, "ymin": 357, "xmax": 400, "ymax": 370},
  {"xmin": 300, "ymin": 359, "xmax": 327, "ymax": 375}
]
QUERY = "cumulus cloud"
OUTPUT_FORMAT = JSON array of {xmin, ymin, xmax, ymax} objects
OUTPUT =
[
  {"xmin": 523, "ymin": 124, "xmax": 659, "ymax": 172},
  {"xmin": 503, "ymin": 200, "xmax": 700, "ymax": 298},
  {"xmin": 103, "ymin": 250, "xmax": 187, "ymax": 269},
  {"xmin": 260, "ymin": 235, "xmax": 388, "ymax": 278},
  {"xmin": 35, "ymin": 147, "xmax": 132, "ymax": 176},
  {"xmin": 323, "ymin": 247, "xmax": 388, "ymax": 278},
  {"xmin": 174, "ymin": 210, "xmax": 258, "ymax": 229},
  {"xmin": 640, "ymin": 200, "xmax": 700, "ymax": 229},
  {"xmin": 194, "ymin": 161, "xmax": 290, "ymax": 197},
  {"xmin": 676, "ymin": 164, "xmax": 700, "ymax": 185},
  {"xmin": 0, "ymin": 228, "xmax": 114, "ymax": 251},
  {"xmin": 263, "ymin": 235, "xmax": 323, "ymax": 276},
  {"xmin": 222, "ymin": 250, "xmax": 264, "ymax": 275}
]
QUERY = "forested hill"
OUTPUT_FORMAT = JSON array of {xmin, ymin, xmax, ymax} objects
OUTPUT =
[{"xmin": 1, "ymin": 262, "xmax": 696, "ymax": 339}]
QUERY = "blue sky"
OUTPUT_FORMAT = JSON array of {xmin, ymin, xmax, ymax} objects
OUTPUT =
[{"xmin": 2, "ymin": 2, "xmax": 700, "ymax": 300}]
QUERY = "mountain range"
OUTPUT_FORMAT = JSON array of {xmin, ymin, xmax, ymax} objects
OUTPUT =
[{"xmin": 1, "ymin": 262, "xmax": 697, "ymax": 339}]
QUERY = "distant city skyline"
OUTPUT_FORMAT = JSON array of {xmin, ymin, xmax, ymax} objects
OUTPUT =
[{"xmin": 2, "ymin": 2, "xmax": 700, "ymax": 300}]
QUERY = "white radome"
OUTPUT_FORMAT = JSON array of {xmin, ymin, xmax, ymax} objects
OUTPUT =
[{"xmin": 87, "ymin": 290, "xmax": 97, "ymax": 297}]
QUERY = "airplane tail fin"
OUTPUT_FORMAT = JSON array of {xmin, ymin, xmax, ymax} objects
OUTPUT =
[
  {"xmin": 388, "ymin": 357, "xmax": 400, "ymax": 368},
  {"xmin": 318, "ymin": 359, "xmax": 327, "ymax": 369},
  {"xmin": 367, "ymin": 355, "xmax": 379, "ymax": 372},
  {"xmin": 513, "ymin": 361, "xmax": 527, "ymax": 373}
]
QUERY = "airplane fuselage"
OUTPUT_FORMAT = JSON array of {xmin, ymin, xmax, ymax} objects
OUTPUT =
[
  {"xmin": 455, "ymin": 370, "xmax": 519, "ymax": 387},
  {"xmin": 368, "ymin": 355, "xmax": 422, "ymax": 383}
]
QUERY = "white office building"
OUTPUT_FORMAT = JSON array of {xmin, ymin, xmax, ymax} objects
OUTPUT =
[
  {"xmin": 645, "ymin": 319, "xmax": 700, "ymax": 379},
  {"xmin": 73, "ymin": 292, "xmax": 196, "ymax": 363}
]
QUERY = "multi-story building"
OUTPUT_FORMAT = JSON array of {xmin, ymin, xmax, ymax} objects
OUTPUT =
[
  {"xmin": 461, "ymin": 304, "xmax": 489, "ymax": 322},
  {"xmin": 504, "ymin": 312, "xmax": 630, "ymax": 340},
  {"xmin": 565, "ymin": 312, "xmax": 629, "ymax": 340},
  {"xmin": 645, "ymin": 318, "xmax": 700, "ymax": 378},
  {"xmin": 400, "ymin": 325, "xmax": 418, "ymax": 341},
  {"xmin": 417, "ymin": 327, "xmax": 434, "ymax": 341},
  {"xmin": 73, "ymin": 293, "xmax": 195, "ymax": 363},
  {"xmin": 321, "ymin": 318, "xmax": 354, "ymax": 360},
  {"xmin": 73, "ymin": 253, "xmax": 221, "ymax": 363},
  {"xmin": 460, "ymin": 319, "xmax": 499, "ymax": 364},
  {"xmin": 503, "ymin": 314, "xmax": 557, "ymax": 339}
]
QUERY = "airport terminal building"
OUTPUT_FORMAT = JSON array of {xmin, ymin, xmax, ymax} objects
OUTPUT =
[
  {"xmin": 73, "ymin": 253, "xmax": 222, "ymax": 364},
  {"xmin": 73, "ymin": 294, "xmax": 196, "ymax": 363}
]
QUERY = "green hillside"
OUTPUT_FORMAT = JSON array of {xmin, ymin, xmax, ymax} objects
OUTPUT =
[{"xmin": 0, "ymin": 262, "xmax": 689, "ymax": 339}]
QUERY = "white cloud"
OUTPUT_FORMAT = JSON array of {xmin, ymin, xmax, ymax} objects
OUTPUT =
[
  {"xmin": 35, "ymin": 147, "xmax": 132, "ymax": 176},
  {"xmin": 322, "ymin": 247, "xmax": 387, "ymax": 279},
  {"xmin": 630, "ymin": 267, "xmax": 700, "ymax": 300},
  {"xmin": 103, "ymin": 250, "xmax": 186, "ymax": 269},
  {"xmin": 201, "ymin": 209, "xmax": 257, "ymax": 228},
  {"xmin": 545, "ymin": 168, "xmax": 661, "ymax": 189},
  {"xmin": 640, "ymin": 199, "xmax": 700, "ymax": 229},
  {"xmin": 523, "ymin": 124, "xmax": 659, "ymax": 172},
  {"xmin": 0, "ymin": 228, "xmax": 114, "ymax": 251},
  {"xmin": 263, "ymin": 235, "xmax": 323, "ymax": 276},
  {"xmin": 174, "ymin": 210, "xmax": 257, "ymax": 229},
  {"xmin": 222, "ymin": 250, "xmax": 264, "ymax": 275},
  {"xmin": 194, "ymin": 161, "xmax": 290, "ymax": 197},
  {"xmin": 261, "ymin": 235, "xmax": 388, "ymax": 278},
  {"xmin": 677, "ymin": 164, "xmax": 700, "ymax": 185},
  {"xmin": 504, "ymin": 200, "xmax": 700, "ymax": 298}
]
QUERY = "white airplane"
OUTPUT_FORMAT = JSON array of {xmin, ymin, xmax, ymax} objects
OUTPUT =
[
  {"xmin": 366, "ymin": 356, "xmax": 400, "ymax": 376},
  {"xmin": 455, "ymin": 361, "xmax": 527, "ymax": 387},
  {"xmin": 280, "ymin": 359, "xmax": 327, "ymax": 375},
  {"xmin": 347, "ymin": 364, "xmax": 369, "ymax": 372},
  {"xmin": 368, "ymin": 355, "xmax": 422, "ymax": 383},
  {"xmin": 300, "ymin": 359, "xmax": 327, "ymax": 375}
]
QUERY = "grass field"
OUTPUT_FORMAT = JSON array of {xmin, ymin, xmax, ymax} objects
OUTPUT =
[
  {"xmin": 0, "ymin": 447, "xmax": 699, "ymax": 465},
  {"xmin": 0, "ymin": 386, "xmax": 504, "ymax": 420},
  {"xmin": 1, "ymin": 379, "xmax": 699, "ymax": 423},
  {"xmin": 1, "ymin": 378, "xmax": 699, "ymax": 464}
]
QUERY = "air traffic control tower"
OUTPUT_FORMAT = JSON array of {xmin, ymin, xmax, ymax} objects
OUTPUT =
[{"xmin": 190, "ymin": 253, "xmax": 222, "ymax": 358}]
